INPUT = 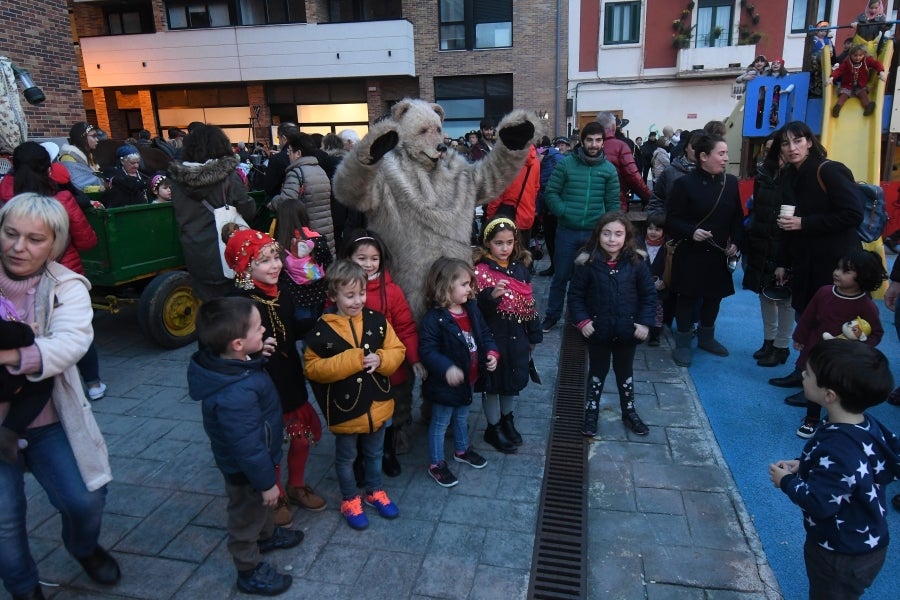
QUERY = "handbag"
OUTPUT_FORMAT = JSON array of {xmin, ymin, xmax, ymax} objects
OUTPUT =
[
  {"xmin": 203, "ymin": 181, "xmax": 249, "ymax": 279},
  {"xmin": 662, "ymin": 179, "xmax": 726, "ymax": 287}
]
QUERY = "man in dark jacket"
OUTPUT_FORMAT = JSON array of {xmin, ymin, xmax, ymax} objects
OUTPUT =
[
  {"xmin": 640, "ymin": 131, "xmax": 658, "ymax": 183},
  {"xmin": 540, "ymin": 122, "xmax": 620, "ymax": 332},
  {"xmin": 263, "ymin": 122, "xmax": 299, "ymax": 201}
]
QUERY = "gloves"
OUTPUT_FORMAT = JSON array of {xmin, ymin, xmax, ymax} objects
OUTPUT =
[
  {"xmin": 498, "ymin": 120, "xmax": 535, "ymax": 151},
  {"xmin": 368, "ymin": 130, "xmax": 399, "ymax": 163}
]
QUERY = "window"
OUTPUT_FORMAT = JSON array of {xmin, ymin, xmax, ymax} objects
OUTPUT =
[
  {"xmin": 328, "ymin": 0, "xmax": 402, "ymax": 22},
  {"xmin": 434, "ymin": 75, "xmax": 513, "ymax": 139},
  {"xmin": 439, "ymin": 0, "xmax": 512, "ymax": 51},
  {"xmin": 166, "ymin": 2, "xmax": 234, "ymax": 29},
  {"xmin": 696, "ymin": 0, "xmax": 732, "ymax": 48},
  {"xmin": 238, "ymin": 0, "xmax": 306, "ymax": 25},
  {"xmin": 604, "ymin": 2, "xmax": 640, "ymax": 45},
  {"xmin": 791, "ymin": 0, "xmax": 833, "ymax": 34},
  {"xmin": 106, "ymin": 4, "xmax": 155, "ymax": 35}
]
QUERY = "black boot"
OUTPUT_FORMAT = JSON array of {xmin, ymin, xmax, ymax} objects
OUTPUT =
[
  {"xmin": 583, "ymin": 377, "xmax": 601, "ymax": 437},
  {"xmin": 769, "ymin": 369, "xmax": 803, "ymax": 388},
  {"xmin": 13, "ymin": 586, "xmax": 46, "ymax": 600},
  {"xmin": 647, "ymin": 327, "xmax": 661, "ymax": 347},
  {"xmin": 483, "ymin": 423, "xmax": 517, "ymax": 453},
  {"xmin": 381, "ymin": 426, "xmax": 402, "ymax": 477},
  {"xmin": 500, "ymin": 412, "xmax": 523, "ymax": 446},
  {"xmin": 757, "ymin": 347, "xmax": 789, "ymax": 367},
  {"xmin": 752, "ymin": 340, "xmax": 774, "ymax": 360}
]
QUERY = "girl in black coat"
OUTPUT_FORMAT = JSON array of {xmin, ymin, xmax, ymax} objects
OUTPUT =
[
  {"xmin": 568, "ymin": 212, "xmax": 656, "ymax": 437},
  {"xmin": 473, "ymin": 217, "xmax": 542, "ymax": 453},
  {"xmin": 667, "ymin": 134, "xmax": 744, "ymax": 367}
]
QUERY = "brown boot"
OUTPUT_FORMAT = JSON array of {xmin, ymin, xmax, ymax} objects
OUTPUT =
[
  {"xmin": 273, "ymin": 496, "xmax": 293, "ymax": 527},
  {"xmin": 287, "ymin": 484, "xmax": 327, "ymax": 512}
]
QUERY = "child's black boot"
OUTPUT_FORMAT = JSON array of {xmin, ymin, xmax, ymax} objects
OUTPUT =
[
  {"xmin": 500, "ymin": 412, "xmax": 523, "ymax": 446},
  {"xmin": 484, "ymin": 423, "xmax": 517, "ymax": 453},
  {"xmin": 382, "ymin": 426, "xmax": 401, "ymax": 477}
]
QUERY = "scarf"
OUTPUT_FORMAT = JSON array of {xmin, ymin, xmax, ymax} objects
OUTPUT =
[
  {"xmin": 474, "ymin": 262, "xmax": 538, "ymax": 322},
  {"xmin": 576, "ymin": 146, "xmax": 607, "ymax": 167}
]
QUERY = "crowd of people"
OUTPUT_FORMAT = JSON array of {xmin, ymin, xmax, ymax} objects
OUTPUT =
[{"xmin": 2, "ymin": 93, "xmax": 900, "ymax": 598}]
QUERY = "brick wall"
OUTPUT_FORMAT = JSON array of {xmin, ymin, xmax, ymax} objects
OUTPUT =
[
  {"xmin": 404, "ymin": 0, "xmax": 567, "ymax": 134},
  {"xmin": 0, "ymin": 0, "xmax": 85, "ymax": 141}
]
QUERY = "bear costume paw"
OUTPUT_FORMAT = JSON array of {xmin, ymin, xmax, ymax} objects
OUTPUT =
[
  {"xmin": 368, "ymin": 130, "xmax": 400, "ymax": 164},
  {"xmin": 499, "ymin": 120, "xmax": 536, "ymax": 152}
]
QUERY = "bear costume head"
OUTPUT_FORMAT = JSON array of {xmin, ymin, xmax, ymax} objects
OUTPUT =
[{"xmin": 388, "ymin": 99, "xmax": 448, "ymax": 169}]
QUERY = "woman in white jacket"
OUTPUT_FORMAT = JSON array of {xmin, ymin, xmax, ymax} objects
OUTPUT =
[{"xmin": 0, "ymin": 193, "xmax": 117, "ymax": 600}]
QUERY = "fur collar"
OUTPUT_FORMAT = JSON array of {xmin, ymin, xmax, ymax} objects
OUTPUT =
[{"xmin": 168, "ymin": 156, "xmax": 239, "ymax": 187}]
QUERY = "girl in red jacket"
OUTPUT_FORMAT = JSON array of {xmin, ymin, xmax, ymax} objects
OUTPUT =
[
  {"xmin": 340, "ymin": 229, "xmax": 423, "ymax": 477},
  {"xmin": 0, "ymin": 141, "xmax": 107, "ymax": 400}
]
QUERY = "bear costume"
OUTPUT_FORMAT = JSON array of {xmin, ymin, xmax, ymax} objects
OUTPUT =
[{"xmin": 333, "ymin": 98, "xmax": 538, "ymax": 320}]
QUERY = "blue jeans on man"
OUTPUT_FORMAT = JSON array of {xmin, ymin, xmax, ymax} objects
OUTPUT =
[
  {"xmin": 0, "ymin": 423, "xmax": 107, "ymax": 596},
  {"xmin": 546, "ymin": 225, "xmax": 593, "ymax": 320}
]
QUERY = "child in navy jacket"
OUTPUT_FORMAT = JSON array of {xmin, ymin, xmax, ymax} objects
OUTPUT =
[
  {"xmin": 419, "ymin": 257, "xmax": 499, "ymax": 488},
  {"xmin": 769, "ymin": 339, "xmax": 900, "ymax": 600},
  {"xmin": 188, "ymin": 297, "xmax": 301, "ymax": 597},
  {"xmin": 568, "ymin": 212, "xmax": 656, "ymax": 437}
]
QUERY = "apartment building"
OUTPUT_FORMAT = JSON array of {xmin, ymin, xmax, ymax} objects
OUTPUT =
[
  {"xmin": 567, "ymin": 0, "xmax": 876, "ymax": 139},
  {"xmin": 1, "ymin": 0, "xmax": 567, "ymax": 145}
]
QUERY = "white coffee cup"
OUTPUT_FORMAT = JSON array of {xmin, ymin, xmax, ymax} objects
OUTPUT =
[{"xmin": 779, "ymin": 204, "xmax": 795, "ymax": 217}]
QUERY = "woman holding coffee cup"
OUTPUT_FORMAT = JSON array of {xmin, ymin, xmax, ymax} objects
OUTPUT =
[
  {"xmin": 765, "ymin": 121, "xmax": 863, "ymax": 389},
  {"xmin": 742, "ymin": 133, "xmax": 795, "ymax": 367}
]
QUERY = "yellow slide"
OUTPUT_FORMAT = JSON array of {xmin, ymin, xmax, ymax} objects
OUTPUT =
[{"xmin": 819, "ymin": 42, "xmax": 893, "ymax": 184}]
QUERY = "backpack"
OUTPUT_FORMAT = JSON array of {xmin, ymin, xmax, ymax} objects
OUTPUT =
[{"xmin": 815, "ymin": 162, "xmax": 888, "ymax": 243}]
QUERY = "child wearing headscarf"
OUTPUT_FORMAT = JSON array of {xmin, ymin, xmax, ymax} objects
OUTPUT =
[{"xmin": 223, "ymin": 227, "xmax": 326, "ymax": 527}]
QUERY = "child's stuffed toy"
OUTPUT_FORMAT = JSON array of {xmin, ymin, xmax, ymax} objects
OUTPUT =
[{"xmin": 822, "ymin": 316, "xmax": 872, "ymax": 341}]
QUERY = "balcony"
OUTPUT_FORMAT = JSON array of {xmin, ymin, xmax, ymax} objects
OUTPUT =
[
  {"xmin": 676, "ymin": 44, "xmax": 757, "ymax": 77},
  {"xmin": 79, "ymin": 20, "xmax": 415, "ymax": 88}
]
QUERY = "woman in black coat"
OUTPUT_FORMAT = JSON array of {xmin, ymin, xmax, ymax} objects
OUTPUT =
[
  {"xmin": 767, "ymin": 121, "xmax": 862, "ymax": 387},
  {"xmin": 742, "ymin": 134, "xmax": 795, "ymax": 367},
  {"xmin": 666, "ymin": 134, "xmax": 744, "ymax": 367}
]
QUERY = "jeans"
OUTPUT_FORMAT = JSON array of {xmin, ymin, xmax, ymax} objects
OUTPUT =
[
  {"xmin": 0, "ymin": 423, "xmax": 108, "ymax": 596},
  {"xmin": 428, "ymin": 403, "xmax": 470, "ymax": 465},
  {"xmin": 334, "ymin": 428, "xmax": 385, "ymax": 499},
  {"xmin": 546, "ymin": 225, "xmax": 592, "ymax": 319}
]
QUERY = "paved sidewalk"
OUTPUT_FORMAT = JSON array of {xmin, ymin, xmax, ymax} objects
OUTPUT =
[{"xmin": 11, "ymin": 260, "xmax": 780, "ymax": 599}]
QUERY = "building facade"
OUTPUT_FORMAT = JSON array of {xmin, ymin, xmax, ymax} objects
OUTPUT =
[
  {"xmin": 567, "ymin": 0, "xmax": 876, "ymax": 140},
  {"xmin": 1, "ymin": 0, "xmax": 568, "ymax": 145}
]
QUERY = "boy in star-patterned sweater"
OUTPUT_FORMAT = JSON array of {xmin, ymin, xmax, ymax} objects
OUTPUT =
[{"xmin": 769, "ymin": 339, "xmax": 900, "ymax": 600}]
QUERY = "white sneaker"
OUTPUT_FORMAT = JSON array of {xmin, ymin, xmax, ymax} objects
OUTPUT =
[{"xmin": 88, "ymin": 382, "xmax": 107, "ymax": 401}]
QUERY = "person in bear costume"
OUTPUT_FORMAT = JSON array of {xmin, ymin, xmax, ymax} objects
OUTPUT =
[{"xmin": 333, "ymin": 98, "xmax": 538, "ymax": 320}]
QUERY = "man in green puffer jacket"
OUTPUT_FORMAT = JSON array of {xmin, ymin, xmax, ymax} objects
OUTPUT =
[{"xmin": 541, "ymin": 121, "xmax": 619, "ymax": 332}]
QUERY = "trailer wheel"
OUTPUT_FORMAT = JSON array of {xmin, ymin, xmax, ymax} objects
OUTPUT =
[{"xmin": 138, "ymin": 271, "xmax": 199, "ymax": 348}]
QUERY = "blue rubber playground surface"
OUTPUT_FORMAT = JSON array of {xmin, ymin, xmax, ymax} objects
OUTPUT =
[{"xmin": 689, "ymin": 260, "xmax": 900, "ymax": 599}]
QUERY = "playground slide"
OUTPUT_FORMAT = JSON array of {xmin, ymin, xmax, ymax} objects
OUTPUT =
[{"xmin": 819, "ymin": 42, "xmax": 893, "ymax": 184}]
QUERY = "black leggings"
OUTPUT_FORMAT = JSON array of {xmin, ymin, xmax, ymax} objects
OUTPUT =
[
  {"xmin": 675, "ymin": 294, "xmax": 722, "ymax": 332},
  {"xmin": 586, "ymin": 342, "xmax": 636, "ymax": 411}
]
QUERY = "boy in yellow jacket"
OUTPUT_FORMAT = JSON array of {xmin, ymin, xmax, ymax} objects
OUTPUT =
[{"xmin": 304, "ymin": 260, "xmax": 406, "ymax": 530}]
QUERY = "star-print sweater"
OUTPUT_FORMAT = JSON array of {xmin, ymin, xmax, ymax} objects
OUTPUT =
[{"xmin": 779, "ymin": 414, "xmax": 900, "ymax": 554}]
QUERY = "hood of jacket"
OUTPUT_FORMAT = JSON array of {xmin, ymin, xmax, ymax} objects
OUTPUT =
[
  {"xmin": 187, "ymin": 348, "xmax": 266, "ymax": 402},
  {"xmin": 168, "ymin": 156, "xmax": 239, "ymax": 191}
]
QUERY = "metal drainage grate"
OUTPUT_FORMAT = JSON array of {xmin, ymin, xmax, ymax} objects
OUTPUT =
[{"xmin": 527, "ymin": 325, "xmax": 588, "ymax": 599}]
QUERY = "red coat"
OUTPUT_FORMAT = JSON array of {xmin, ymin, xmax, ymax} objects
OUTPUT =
[
  {"xmin": 831, "ymin": 55, "xmax": 885, "ymax": 90},
  {"xmin": 486, "ymin": 145, "xmax": 540, "ymax": 229},
  {"xmin": 364, "ymin": 270, "xmax": 420, "ymax": 385},
  {"xmin": 602, "ymin": 135, "xmax": 652, "ymax": 211},
  {"xmin": 0, "ymin": 175, "xmax": 98, "ymax": 274}
]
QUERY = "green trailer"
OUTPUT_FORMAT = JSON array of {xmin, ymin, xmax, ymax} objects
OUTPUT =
[{"xmin": 80, "ymin": 191, "xmax": 271, "ymax": 348}]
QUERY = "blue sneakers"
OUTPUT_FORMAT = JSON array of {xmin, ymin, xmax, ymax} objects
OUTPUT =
[
  {"xmin": 364, "ymin": 489, "xmax": 399, "ymax": 519},
  {"xmin": 340, "ymin": 495, "xmax": 369, "ymax": 530}
]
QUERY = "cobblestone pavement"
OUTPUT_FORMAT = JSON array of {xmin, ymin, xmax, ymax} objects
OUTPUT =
[{"xmin": 11, "ymin": 260, "xmax": 779, "ymax": 599}]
